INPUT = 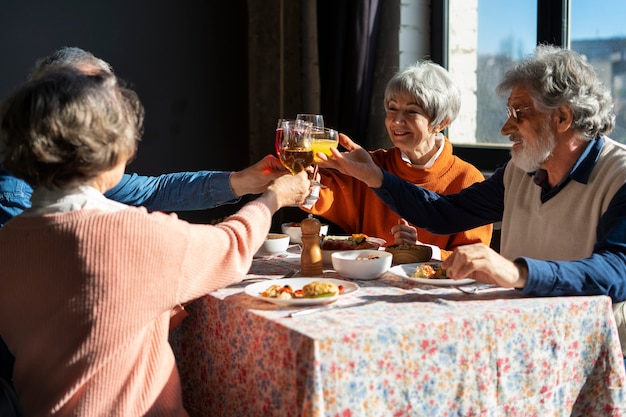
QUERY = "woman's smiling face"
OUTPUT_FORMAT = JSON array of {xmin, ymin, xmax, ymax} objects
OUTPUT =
[{"xmin": 385, "ymin": 93, "xmax": 435, "ymax": 153}]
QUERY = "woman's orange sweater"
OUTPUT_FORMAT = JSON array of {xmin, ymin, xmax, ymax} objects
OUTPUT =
[{"xmin": 305, "ymin": 139, "xmax": 493, "ymax": 259}]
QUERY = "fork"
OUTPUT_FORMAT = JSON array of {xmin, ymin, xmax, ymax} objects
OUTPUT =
[
  {"xmin": 280, "ymin": 269, "xmax": 299, "ymax": 279},
  {"xmin": 454, "ymin": 283, "xmax": 496, "ymax": 294}
]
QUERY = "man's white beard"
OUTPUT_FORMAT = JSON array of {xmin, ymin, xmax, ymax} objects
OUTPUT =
[{"xmin": 510, "ymin": 120, "xmax": 556, "ymax": 172}]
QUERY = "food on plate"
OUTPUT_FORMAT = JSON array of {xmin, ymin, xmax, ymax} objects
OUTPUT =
[
  {"xmin": 413, "ymin": 262, "xmax": 447, "ymax": 279},
  {"xmin": 385, "ymin": 243, "xmax": 432, "ymax": 264},
  {"xmin": 302, "ymin": 281, "xmax": 339, "ymax": 298},
  {"xmin": 321, "ymin": 234, "xmax": 381, "ymax": 251},
  {"xmin": 260, "ymin": 281, "xmax": 343, "ymax": 299},
  {"xmin": 356, "ymin": 255, "xmax": 380, "ymax": 260},
  {"xmin": 351, "ymin": 233, "xmax": 368, "ymax": 243},
  {"xmin": 267, "ymin": 234, "xmax": 286, "ymax": 240},
  {"xmin": 261, "ymin": 284, "xmax": 297, "ymax": 299}
]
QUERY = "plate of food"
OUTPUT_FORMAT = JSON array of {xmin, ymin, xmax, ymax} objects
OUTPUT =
[
  {"xmin": 321, "ymin": 234, "xmax": 386, "ymax": 264},
  {"xmin": 244, "ymin": 277, "xmax": 359, "ymax": 306},
  {"xmin": 388, "ymin": 261, "xmax": 475, "ymax": 286}
]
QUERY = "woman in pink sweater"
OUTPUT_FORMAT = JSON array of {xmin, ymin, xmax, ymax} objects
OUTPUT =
[{"xmin": 0, "ymin": 69, "xmax": 310, "ymax": 416}]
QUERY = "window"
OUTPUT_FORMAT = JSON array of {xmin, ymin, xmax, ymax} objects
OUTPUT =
[
  {"xmin": 448, "ymin": 0, "xmax": 536, "ymax": 146},
  {"xmin": 446, "ymin": 0, "xmax": 626, "ymax": 147},
  {"xmin": 440, "ymin": 0, "xmax": 626, "ymax": 172},
  {"xmin": 570, "ymin": 0, "xmax": 626, "ymax": 143}
]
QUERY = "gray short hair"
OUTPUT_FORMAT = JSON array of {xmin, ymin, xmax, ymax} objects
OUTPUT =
[
  {"xmin": 496, "ymin": 44, "xmax": 615, "ymax": 140},
  {"xmin": 384, "ymin": 60, "xmax": 461, "ymax": 129},
  {"xmin": 28, "ymin": 46, "xmax": 114, "ymax": 81},
  {"xmin": 1, "ymin": 68, "xmax": 141, "ymax": 189}
]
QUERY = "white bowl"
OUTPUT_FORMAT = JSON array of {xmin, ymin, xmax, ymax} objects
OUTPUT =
[
  {"xmin": 255, "ymin": 233, "xmax": 290, "ymax": 256},
  {"xmin": 321, "ymin": 236, "xmax": 386, "ymax": 265},
  {"xmin": 281, "ymin": 222, "xmax": 329, "ymax": 244},
  {"xmin": 331, "ymin": 249, "xmax": 393, "ymax": 280}
]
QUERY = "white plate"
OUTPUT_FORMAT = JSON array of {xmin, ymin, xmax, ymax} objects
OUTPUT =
[
  {"xmin": 388, "ymin": 262, "xmax": 475, "ymax": 286},
  {"xmin": 244, "ymin": 277, "xmax": 359, "ymax": 306}
]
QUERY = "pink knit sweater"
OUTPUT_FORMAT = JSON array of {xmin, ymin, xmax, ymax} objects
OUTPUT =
[{"xmin": 0, "ymin": 201, "xmax": 271, "ymax": 416}]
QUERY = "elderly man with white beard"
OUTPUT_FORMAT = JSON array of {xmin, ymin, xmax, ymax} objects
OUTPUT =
[{"xmin": 316, "ymin": 44, "xmax": 626, "ymax": 360}]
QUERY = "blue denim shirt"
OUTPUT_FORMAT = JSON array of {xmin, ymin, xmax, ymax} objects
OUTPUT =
[
  {"xmin": 372, "ymin": 137, "xmax": 626, "ymax": 303},
  {"xmin": 0, "ymin": 167, "xmax": 241, "ymax": 226}
]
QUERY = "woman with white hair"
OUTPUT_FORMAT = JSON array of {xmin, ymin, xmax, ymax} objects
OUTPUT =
[{"xmin": 304, "ymin": 60, "xmax": 492, "ymax": 259}]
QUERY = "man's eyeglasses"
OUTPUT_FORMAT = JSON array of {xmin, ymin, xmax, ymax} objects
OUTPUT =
[{"xmin": 505, "ymin": 106, "xmax": 532, "ymax": 123}]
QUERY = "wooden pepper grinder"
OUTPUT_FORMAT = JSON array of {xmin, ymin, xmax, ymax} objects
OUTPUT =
[{"xmin": 300, "ymin": 216, "xmax": 323, "ymax": 276}]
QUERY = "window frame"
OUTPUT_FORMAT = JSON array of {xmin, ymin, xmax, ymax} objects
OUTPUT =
[{"xmin": 442, "ymin": 0, "xmax": 570, "ymax": 173}]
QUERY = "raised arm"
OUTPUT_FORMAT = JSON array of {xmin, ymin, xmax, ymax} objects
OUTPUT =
[
  {"xmin": 106, "ymin": 155, "xmax": 289, "ymax": 212},
  {"xmin": 316, "ymin": 133, "xmax": 385, "ymax": 188},
  {"xmin": 317, "ymin": 133, "xmax": 503, "ymax": 234},
  {"xmin": 105, "ymin": 171, "xmax": 239, "ymax": 211}
]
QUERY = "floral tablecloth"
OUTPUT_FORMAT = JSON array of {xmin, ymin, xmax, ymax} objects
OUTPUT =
[{"xmin": 170, "ymin": 251, "xmax": 626, "ymax": 417}]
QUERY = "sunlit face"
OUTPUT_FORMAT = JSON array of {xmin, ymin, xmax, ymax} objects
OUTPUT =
[
  {"xmin": 501, "ymin": 86, "xmax": 556, "ymax": 172},
  {"xmin": 385, "ymin": 93, "xmax": 435, "ymax": 154}
]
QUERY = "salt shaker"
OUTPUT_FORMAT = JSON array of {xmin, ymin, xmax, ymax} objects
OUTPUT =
[{"xmin": 300, "ymin": 216, "xmax": 323, "ymax": 276}]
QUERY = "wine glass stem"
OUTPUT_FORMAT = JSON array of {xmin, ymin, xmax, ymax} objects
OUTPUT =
[{"xmin": 310, "ymin": 164, "xmax": 326, "ymax": 188}]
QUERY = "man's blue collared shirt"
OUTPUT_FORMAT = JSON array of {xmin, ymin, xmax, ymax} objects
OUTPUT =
[{"xmin": 372, "ymin": 137, "xmax": 626, "ymax": 303}]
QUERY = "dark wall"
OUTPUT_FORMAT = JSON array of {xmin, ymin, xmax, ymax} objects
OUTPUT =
[{"xmin": 0, "ymin": 0, "xmax": 249, "ymax": 177}]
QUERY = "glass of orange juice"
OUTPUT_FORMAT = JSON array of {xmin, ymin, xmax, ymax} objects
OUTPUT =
[{"xmin": 309, "ymin": 127, "xmax": 339, "ymax": 162}]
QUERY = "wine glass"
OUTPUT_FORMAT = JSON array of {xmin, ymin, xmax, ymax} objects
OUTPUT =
[
  {"xmin": 296, "ymin": 113, "xmax": 324, "ymax": 129},
  {"xmin": 278, "ymin": 119, "xmax": 314, "ymax": 175},
  {"xmin": 276, "ymin": 119, "xmax": 320, "ymax": 207},
  {"xmin": 296, "ymin": 115, "xmax": 324, "ymax": 160},
  {"xmin": 275, "ymin": 118, "xmax": 288, "ymax": 157},
  {"xmin": 296, "ymin": 114, "xmax": 336, "ymax": 186},
  {"xmin": 309, "ymin": 127, "xmax": 339, "ymax": 163}
]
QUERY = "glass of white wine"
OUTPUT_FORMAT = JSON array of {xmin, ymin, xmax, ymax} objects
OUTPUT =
[
  {"xmin": 296, "ymin": 113, "xmax": 324, "ymax": 129},
  {"xmin": 278, "ymin": 119, "xmax": 314, "ymax": 175},
  {"xmin": 295, "ymin": 114, "xmax": 335, "ymax": 188}
]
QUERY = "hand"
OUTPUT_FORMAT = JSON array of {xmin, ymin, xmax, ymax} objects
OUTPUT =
[
  {"xmin": 264, "ymin": 171, "xmax": 311, "ymax": 209},
  {"xmin": 315, "ymin": 133, "xmax": 384, "ymax": 188},
  {"xmin": 390, "ymin": 218, "xmax": 422, "ymax": 245},
  {"xmin": 230, "ymin": 155, "xmax": 289, "ymax": 196},
  {"xmin": 441, "ymin": 243, "xmax": 528, "ymax": 289}
]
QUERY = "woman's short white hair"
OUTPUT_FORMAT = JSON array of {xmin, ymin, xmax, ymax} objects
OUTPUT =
[{"xmin": 384, "ymin": 60, "xmax": 461, "ymax": 129}]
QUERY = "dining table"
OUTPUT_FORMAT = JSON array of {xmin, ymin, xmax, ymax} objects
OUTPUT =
[{"xmin": 169, "ymin": 245, "xmax": 626, "ymax": 417}]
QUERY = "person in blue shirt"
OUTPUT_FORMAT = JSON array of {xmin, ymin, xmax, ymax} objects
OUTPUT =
[
  {"xmin": 0, "ymin": 161, "xmax": 286, "ymax": 227},
  {"xmin": 1, "ymin": 47, "xmax": 288, "ymax": 226},
  {"xmin": 0, "ymin": 47, "xmax": 291, "ymax": 383},
  {"xmin": 317, "ymin": 45, "xmax": 626, "ymax": 357}
]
